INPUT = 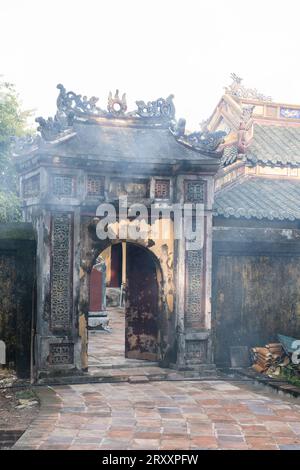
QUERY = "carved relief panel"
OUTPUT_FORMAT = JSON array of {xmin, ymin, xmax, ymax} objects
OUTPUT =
[
  {"xmin": 87, "ymin": 175, "xmax": 105, "ymax": 197},
  {"xmin": 154, "ymin": 179, "xmax": 170, "ymax": 199},
  {"xmin": 50, "ymin": 213, "xmax": 73, "ymax": 332},
  {"xmin": 185, "ymin": 180, "xmax": 206, "ymax": 204},
  {"xmin": 52, "ymin": 175, "xmax": 75, "ymax": 197},
  {"xmin": 23, "ymin": 174, "xmax": 40, "ymax": 198},
  {"xmin": 49, "ymin": 343, "xmax": 74, "ymax": 365},
  {"xmin": 185, "ymin": 249, "xmax": 205, "ymax": 328},
  {"xmin": 109, "ymin": 179, "xmax": 150, "ymax": 199}
]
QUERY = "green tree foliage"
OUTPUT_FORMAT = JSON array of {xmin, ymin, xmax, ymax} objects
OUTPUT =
[
  {"xmin": 0, "ymin": 79, "xmax": 31, "ymax": 222},
  {"xmin": 0, "ymin": 191, "xmax": 21, "ymax": 222}
]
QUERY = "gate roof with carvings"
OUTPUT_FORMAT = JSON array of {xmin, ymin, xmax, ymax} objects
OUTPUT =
[{"xmin": 14, "ymin": 85, "xmax": 225, "ymax": 174}]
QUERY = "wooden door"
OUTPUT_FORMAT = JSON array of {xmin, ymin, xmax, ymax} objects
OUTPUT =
[{"xmin": 125, "ymin": 244, "xmax": 159, "ymax": 361}]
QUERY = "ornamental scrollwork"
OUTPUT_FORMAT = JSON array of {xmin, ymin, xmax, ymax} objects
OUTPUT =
[
  {"xmin": 241, "ymin": 105, "xmax": 255, "ymax": 125},
  {"xmin": 32, "ymin": 84, "xmax": 179, "ymax": 143},
  {"xmin": 35, "ymin": 111, "xmax": 74, "ymax": 141},
  {"xmin": 170, "ymin": 118, "xmax": 186, "ymax": 137},
  {"xmin": 50, "ymin": 213, "xmax": 72, "ymax": 332},
  {"xmin": 171, "ymin": 121, "xmax": 226, "ymax": 153},
  {"xmin": 186, "ymin": 130, "xmax": 227, "ymax": 152},
  {"xmin": 55, "ymin": 84, "xmax": 175, "ymax": 120},
  {"xmin": 135, "ymin": 95, "xmax": 175, "ymax": 119},
  {"xmin": 56, "ymin": 83, "xmax": 104, "ymax": 115},
  {"xmin": 225, "ymin": 73, "xmax": 272, "ymax": 102},
  {"xmin": 11, "ymin": 133, "xmax": 42, "ymax": 155},
  {"xmin": 55, "ymin": 84, "xmax": 176, "ymax": 120},
  {"xmin": 236, "ymin": 105, "xmax": 254, "ymax": 154}
]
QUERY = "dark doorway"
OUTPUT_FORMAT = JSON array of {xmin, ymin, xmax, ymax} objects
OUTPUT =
[
  {"xmin": 110, "ymin": 243, "xmax": 122, "ymax": 287},
  {"xmin": 125, "ymin": 244, "xmax": 159, "ymax": 361}
]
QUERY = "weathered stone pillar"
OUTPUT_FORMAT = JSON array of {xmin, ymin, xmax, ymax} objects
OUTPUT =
[
  {"xmin": 175, "ymin": 175, "xmax": 215, "ymax": 371},
  {"xmin": 34, "ymin": 209, "xmax": 82, "ymax": 378}
]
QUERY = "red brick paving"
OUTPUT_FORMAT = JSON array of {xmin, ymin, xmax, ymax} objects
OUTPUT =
[{"xmin": 13, "ymin": 380, "xmax": 300, "ymax": 450}]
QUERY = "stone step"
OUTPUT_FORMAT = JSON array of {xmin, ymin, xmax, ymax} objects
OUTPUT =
[
  {"xmin": 37, "ymin": 367, "xmax": 221, "ymax": 385},
  {"xmin": 128, "ymin": 375, "xmax": 150, "ymax": 383},
  {"xmin": 0, "ymin": 430, "xmax": 24, "ymax": 449},
  {"xmin": 88, "ymin": 361, "xmax": 158, "ymax": 369}
]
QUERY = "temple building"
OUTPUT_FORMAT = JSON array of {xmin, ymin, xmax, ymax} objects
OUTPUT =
[{"xmin": 209, "ymin": 74, "xmax": 300, "ymax": 366}]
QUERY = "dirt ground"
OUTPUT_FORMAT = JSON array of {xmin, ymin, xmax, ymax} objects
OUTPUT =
[{"xmin": 0, "ymin": 369, "xmax": 39, "ymax": 448}]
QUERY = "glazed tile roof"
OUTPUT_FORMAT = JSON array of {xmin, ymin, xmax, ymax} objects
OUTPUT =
[
  {"xmin": 54, "ymin": 122, "xmax": 219, "ymax": 163},
  {"xmin": 221, "ymin": 124, "xmax": 300, "ymax": 168},
  {"xmin": 214, "ymin": 177, "xmax": 300, "ymax": 221},
  {"xmin": 221, "ymin": 145, "xmax": 238, "ymax": 166},
  {"xmin": 248, "ymin": 124, "xmax": 300, "ymax": 167}
]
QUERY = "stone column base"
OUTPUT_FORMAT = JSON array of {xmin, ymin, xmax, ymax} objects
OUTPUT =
[
  {"xmin": 35, "ymin": 335, "xmax": 82, "ymax": 379},
  {"xmin": 176, "ymin": 330, "xmax": 214, "ymax": 371}
]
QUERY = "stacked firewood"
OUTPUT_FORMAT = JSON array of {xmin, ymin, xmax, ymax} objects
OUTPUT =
[{"xmin": 251, "ymin": 343, "xmax": 289, "ymax": 375}]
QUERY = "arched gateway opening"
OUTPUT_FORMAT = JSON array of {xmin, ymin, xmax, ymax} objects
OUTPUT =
[
  {"xmin": 88, "ymin": 241, "xmax": 163, "ymax": 368},
  {"xmin": 16, "ymin": 84, "xmax": 221, "ymax": 380}
]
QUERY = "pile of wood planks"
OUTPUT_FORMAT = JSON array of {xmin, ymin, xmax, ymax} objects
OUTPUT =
[{"xmin": 251, "ymin": 343, "xmax": 288, "ymax": 374}]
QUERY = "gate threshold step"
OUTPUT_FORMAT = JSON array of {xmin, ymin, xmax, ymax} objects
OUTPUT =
[
  {"xmin": 88, "ymin": 361, "xmax": 158, "ymax": 369},
  {"xmin": 37, "ymin": 368, "xmax": 221, "ymax": 385}
]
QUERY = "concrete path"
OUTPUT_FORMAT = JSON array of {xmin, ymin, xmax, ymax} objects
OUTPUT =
[{"xmin": 14, "ymin": 380, "xmax": 300, "ymax": 450}]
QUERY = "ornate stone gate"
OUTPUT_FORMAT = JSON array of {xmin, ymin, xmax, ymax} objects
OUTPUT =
[{"xmin": 14, "ymin": 85, "xmax": 225, "ymax": 379}]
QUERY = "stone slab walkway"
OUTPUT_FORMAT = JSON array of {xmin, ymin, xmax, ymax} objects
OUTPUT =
[
  {"xmin": 88, "ymin": 307, "xmax": 157, "ymax": 370},
  {"xmin": 13, "ymin": 380, "xmax": 300, "ymax": 450}
]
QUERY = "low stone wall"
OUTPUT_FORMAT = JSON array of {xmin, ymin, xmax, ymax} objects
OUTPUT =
[{"xmin": 0, "ymin": 223, "xmax": 36, "ymax": 378}]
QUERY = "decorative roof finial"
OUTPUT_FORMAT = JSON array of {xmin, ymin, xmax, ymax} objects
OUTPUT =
[
  {"xmin": 230, "ymin": 73, "xmax": 243, "ymax": 85},
  {"xmin": 225, "ymin": 73, "xmax": 272, "ymax": 102},
  {"xmin": 56, "ymin": 83, "xmax": 103, "ymax": 114},
  {"xmin": 107, "ymin": 89, "xmax": 127, "ymax": 116},
  {"xmin": 170, "ymin": 120, "xmax": 226, "ymax": 154},
  {"xmin": 32, "ymin": 84, "xmax": 179, "ymax": 143}
]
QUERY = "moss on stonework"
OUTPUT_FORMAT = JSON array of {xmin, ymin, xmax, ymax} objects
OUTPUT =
[
  {"xmin": 0, "ymin": 222, "xmax": 35, "ymax": 240},
  {"xmin": 15, "ymin": 389, "xmax": 37, "ymax": 401}
]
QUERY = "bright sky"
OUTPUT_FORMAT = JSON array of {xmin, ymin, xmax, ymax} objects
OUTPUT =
[{"xmin": 1, "ymin": 0, "xmax": 300, "ymax": 130}]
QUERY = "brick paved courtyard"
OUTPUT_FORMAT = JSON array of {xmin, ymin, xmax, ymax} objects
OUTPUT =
[{"xmin": 13, "ymin": 380, "xmax": 300, "ymax": 450}]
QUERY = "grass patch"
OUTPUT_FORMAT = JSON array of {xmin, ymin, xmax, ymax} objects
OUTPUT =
[{"xmin": 15, "ymin": 389, "xmax": 37, "ymax": 400}]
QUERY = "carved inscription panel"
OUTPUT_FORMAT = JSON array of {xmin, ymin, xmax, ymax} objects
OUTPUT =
[
  {"xmin": 49, "ymin": 343, "xmax": 74, "ymax": 364},
  {"xmin": 185, "ymin": 340, "xmax": 207, "ymax": 363}
]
